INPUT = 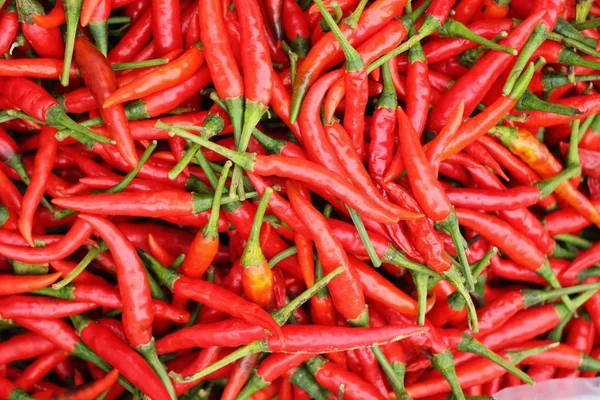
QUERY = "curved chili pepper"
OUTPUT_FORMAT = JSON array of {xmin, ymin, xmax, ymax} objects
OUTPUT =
[
  {"xmin": 297, "ymin": 69, "xmax": 347, "ymax": 176},
  {"xmin": 104, "ymin": 43, "xmax": 205, "ymax": 108},
  {"xmin": 75, "ymin": 215, "xmax": 153, "ymax": 349},
  {"xmin": 14, "ymin": 349, "xmax": 68, "ymax": 392},
  {"xmin": 180, "ymin": 162, "xmax": 231, "ymax": 279},
  {"xmin": 286, "ymin": 179, "xmax": 367, "ymax": 325},
  {"xmin": 427, "ymin": 10, "xmax": 545, "ymax": 133},
  {"xmin": 18, "ymin": 126, "xmax": 57, "ymax": 247},
  {"xmin": 199, "ymin": 0, "xmax": 243, "ymax": 143},
  {"xmin": 478, "ymin": 135, "xmax": 557, "ymax": 209},
  {"xmin": 0, "ymin": 218, "xmax": 94, "ymax": 264},
  {"xmin": 0, "ymin": 5, "xmax": 18, "ymax": 55},
  {"xmin": 70, "ymin": 315, "xmax": 171, "ymax": 400},
  {"xmin": 17, "ymin": 0, "xmax": 65, "ymax": 59},
  {"xmin": 395, "ymin": 107, "xmax": 475, "ymax": 300}
]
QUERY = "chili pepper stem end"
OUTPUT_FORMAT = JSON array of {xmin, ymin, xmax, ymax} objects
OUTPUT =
[
  {"xmin": 137, "ymin": 339, "xmax": 177, "ymax": 399},
  {"xmin": 431, "ymin": 349, "xmax": 466, "ymax": 400},
  {"xmin": 503, "ymin": 24, "xmax": 548, "ymax": 96},
  {"xmin": 457, "ymin": 333, "xmax": 535, "ymax": 385},
  {"xmin": 443, "ymin": 267, "xmax": 478, "ymax": 333},
  {"xmin": 411, "ymin": 271, "xmax": 428, "ymax": 326},
  {"xmin": 436, "ymin": 212, "xmax": 474, "ymax": 292},
  {"xmin": 536, "ymin": 259, "xmax": 577, "ymax": 312}
]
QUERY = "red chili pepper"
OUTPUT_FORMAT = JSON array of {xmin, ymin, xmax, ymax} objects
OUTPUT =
[
  {"xmin": 151, "ymin": 0, "xmax": 182, "ymax": 56},
  {"xmin": 287, "ymin": 179, "xmax": 367, "ymax": 325},
  {"xmin": 406, "ymin": 343, "xmax": 554, "ymax": 398},
  {"xmin": 368, "ymin": 61, "xmax": 397, "ymax": 178},
  {"xmin": 306, "ymin": 355, "xmax": 384, "ymax": 400},
  {"xmin": 282, "ymin": 0, "xmax": 310, "ymax": 58},
  {"xmin": 445, "ymin": 168, "xmax": 577, "ymax": 211},
  {"xmin": 220, "ymin": 354, "xmax": 261, "ymax": 400},
  {"xmin": 511, "ymin": 340, "xmax": 600, "ymax": 372},
  {"xmin": 406, "ymin": 35, "xmax": 430, "ymax": 138},
  {"xmin": 108, "ymin": 8, "xmax": 152, "ymax": 63},
  {"xmin": 440, "ymin": 61, "xmax": 535, "ymax": 160},
  {"xmin": 315, "ymin": 0, "xmax": 369, "ymax": 156},
  {"xmin": 297, "ymin": 69, "xmax": 347, "ymax": 176},
  {"xmin": 14, "ymin": 349, "xmax": 68, "ymax": 393},
  {"xmin": 0, "ymin": 219, "xmax": 94, "ymax": 264},
  {"xmin": 0, "ymin": 332, "xmax": 55, "ymax": 365},
  {"xmin": 0, "ymin": 77, "xmax": 108, "ymax": 146},
  {"xmin": 475, "ymin": 283, "xmax": 600, "ymax": 337},
  {"xmin": 17, "ymin": 0, "xmax": 65, "ymax": 59},
  {"xmin": 80, "ymin": 0, "xmax": 102, "ymax": 26},
  {"xmin": 394, "ymin": 107, "xmax": 475, "ymax": 298},
  {"xmin": 14, "ymin": 318, "xmax": 122, "ymax": 388},
  {"xmin": 519, "ymin": 94, "xmax": 600, "ymax": 129},
  {"xmin": 427, "ymin": 10, "xmax": 545, "ymax": 133},
  {"xmin": 142, "ymin": 250, "xmax": 283, "ymax": 338},
  {"xmin": 478, "ymin": 135, "xmax": 557, "ymax": 209},
  {"xmin": 556, "ymin": 316, "xmax": 596, "ymax": 378},
  {"xmin": 0, "ymin": 5, "xmax": 18, "ymax": 55},
  {"xmin": 199, "ymin": 0, "xmax": 244, "ymax": 141},
  {"xmin": 75, "ymin": 215, "xmax": 154, "ymax": 351},
  {"xmin": 456, "ymin": 208, "xmax": 563, "ymax": 289},
  {"xmin": 104, "ymin": 44, "xmax": 205, "ymax": 108},
  {"xmin": 18, "ymin": 126, "xmax": 58, "ymax": 247},
  {"xmin": 0, "ymin": 165, "xmax": 23, "ymax": 216},
  {"xmin": 70, "ymin": 315, "xmax": 171, "ymax": 400}
]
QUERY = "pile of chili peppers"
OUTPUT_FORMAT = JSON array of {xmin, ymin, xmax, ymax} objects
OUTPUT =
[{"xmin": 6, "ymin": 0, "xmax": 600, "ymax": 398}]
